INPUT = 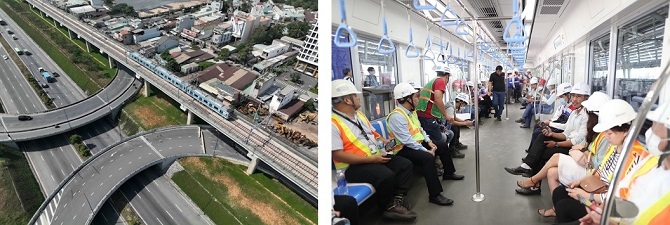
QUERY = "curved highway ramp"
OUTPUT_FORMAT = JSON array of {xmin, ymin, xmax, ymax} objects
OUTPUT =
[{"xmin": 29, "ymin": 126, "xmax": 254, "ymax": 225}]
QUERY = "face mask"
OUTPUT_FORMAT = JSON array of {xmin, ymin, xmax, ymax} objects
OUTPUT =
[
  {"xmin": 645, "ymin": 129, "xmax": 670, "ymax": 156},
  {"xmin": 558, "ymin": 97, "xmax": 568, "ymax": 106}
]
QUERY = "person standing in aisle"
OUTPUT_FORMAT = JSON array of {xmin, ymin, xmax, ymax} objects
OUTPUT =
[
  {"xmin": 416, "ymin": 64, "xmax": 454, "ymax": 143},
  {"xmin": 488, "ymin": 65, "xmax": 507, "ymax": 121},
  {"xmin": 331, "ymin": 79, "xmax": 417, "ymax": 221},
  {"xmin": 343, "ymin": 68, "xmax": 354, "ymax": 83}
]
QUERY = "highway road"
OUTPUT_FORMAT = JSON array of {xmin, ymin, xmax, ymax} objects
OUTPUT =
[
  {"xmin": 0, "ymin": 41, "xmax": 43, "ymax": 114},
  {"xmin": 36, "ymin": 126, "xmax": 214, "ymax": 225},
  {"xmin": 0, "ymin": 8, "xmax": 85, "ymax": 107}
]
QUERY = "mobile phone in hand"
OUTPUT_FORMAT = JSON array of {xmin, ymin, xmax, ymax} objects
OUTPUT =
[
  {"xmin": 578, "ymin": 195, "xmax": 602, "ymax": 215},
  {"xmin": 384, "ymin": 139, "xmax": 396, "ymax": 151}
]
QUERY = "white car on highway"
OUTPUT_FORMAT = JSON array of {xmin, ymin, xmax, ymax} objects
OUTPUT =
[{"xmin": 2, "ymin": 55, "xmax": 7, "ymax": 60}]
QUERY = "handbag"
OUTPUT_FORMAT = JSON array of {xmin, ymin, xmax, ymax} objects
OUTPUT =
[{"xmin": 580, "ymin": 171, "xmax": 608, "ymax": 194}]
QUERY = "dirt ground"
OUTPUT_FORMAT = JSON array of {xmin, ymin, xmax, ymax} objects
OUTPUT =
[{"xmin": 279, "ymin": 121, "xmax": 317, "ymax": 142}]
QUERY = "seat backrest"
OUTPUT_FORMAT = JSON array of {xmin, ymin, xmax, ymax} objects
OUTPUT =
[{"xmin": 370, "ymin": 119, "xmax": 389, "ymax": 140}]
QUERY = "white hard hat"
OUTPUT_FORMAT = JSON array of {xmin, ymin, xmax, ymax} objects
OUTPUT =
[
  {"xmin": 530, "ymin": 77, "xmax": 539, "ymax": 85},
  {"xmin": 513, "ymin": 68, "xmax": 519, "ymax": 73},
  {"xmin": 466, "ymin": 81, "xmax": 474, "ymax": 87},
  {"xmin": 646, "ymin": 101, "xmax": 670, "ymax": 128},
  {"xmin": 556, "ymin": 83, "xmax": 572, "ymax": 96},
  {"xmin": 435, "ymin": 64, "xmax": 450, "ymax": 73},
  {"xmin": 455, "ymin": 93, "xmax": 470, "ymax": 104},
  {"xmin": 570, "ymin": 82, "xmax": 591, "ymax": 96},
  {"xmin": 547, "ymin": 79, "xmax": 557, "ymax": 86},
  {"xmin": 393, "ymin": 82, "xmax": 418, "ymax": 100},
  {"xmin": 332, "ymin": 79, "xmax": 360, "ymax": 98},
  {"xmin": 506, "ymin": 70, "xmax": 513, "ymax": 74},
  {"xmin": 593, "ymin": 99, "xmax": 637, "ymax": 132},
  {"xmin": 581, "ymin": 92, "xmax": 611, "ymax": 112},
  {"xmin": 407, "ymin": 80, "xmax": 422, "ymax": 89}
]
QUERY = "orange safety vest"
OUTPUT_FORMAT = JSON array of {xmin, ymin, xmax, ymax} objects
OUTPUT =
[
  {"xmin": 385, "ymin": 107, "xmax": 425, "ymax": 154},
  {"xmin": 332, "ymin": 111, "xmax": 381, "ymax": 169},
  {"xmin": 616, "ymin": 155, "xmax": 670, "ymax": 225},
  {"xmin": 590, "ymin": 140, "xmax": 648, "ymax": 182}
]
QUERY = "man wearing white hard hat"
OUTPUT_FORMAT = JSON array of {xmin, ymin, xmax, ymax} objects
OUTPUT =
[
  {"xmin": 446, "ymin": 93, "xmax": 475, "ymax": 157},
  {"xmin": 520, "ymin": 77, "xmax": 540, "ymax": 108},
  {"xmin": 506, "ymin": 83, "xmax": 592, "ymax": 195},
  {"xmin": 521, "ymin": 83, "xmax": 575, "ymax": 154},
  {"xmin": 417, "ymin": 64, "xmax": 454, "ymax": 144},
  {"xmin": 516, "ymin": 77, "xmax": 549, "ymax": 128},
  {"xmin": 387, "ymin": 83, "xmax": 463, "ymax": 207},
  {"xmin": 331, "ymin": 80, "xmax": 417, "ymax": 220}
]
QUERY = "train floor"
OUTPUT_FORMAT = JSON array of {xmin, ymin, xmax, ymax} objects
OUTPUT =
[{"xmin": 362, "ymin": 102, "xmax": 557, "ymax": 225}]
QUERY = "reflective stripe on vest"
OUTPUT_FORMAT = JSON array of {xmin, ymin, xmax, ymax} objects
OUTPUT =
[
  {"xmin": 385, "ymin": 107, "xmax": 425, "ymax": 154},
  {"xmin": 416, "ymin": 78, "xmax": 444, "ymax": 119},
  {"xmin": 618, "ymin": 155, "xmax": 661, "ymax": 200},
  {"xmin": 634, "ymin": 190, "xmax": 670, "ymax": 225},
  {"xmin": 591, "ymin": 141, "xmax": 648, "ymax": 182},
  {"xmin": 332, "ymin": 111, "xmax": 380, "ymax": 169}
]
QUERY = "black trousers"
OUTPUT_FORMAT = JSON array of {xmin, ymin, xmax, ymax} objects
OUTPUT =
[
  {"xmin": 334, "ymin": 195, "xmax": 359, "ymax": 225},
  {"xmin": 522, "ymin": 134, "xmax": 570, "ymax": 176},
  {"xmin": 418, "ymin": 117, "xmax": 446, "ymax": 143},
  {"xmin": 479, "ymin": 96, "xmax": 492, "ymax": 115},
  {"xmin": 528, "ymin": 125, "xmax": 564, "ymax": 151},
  {"xmin": 552, "ymin": 185, "xmax": 587, "ymax": 223},
  {"xmin": 396, "ymin": 141, "xmax": 455, "ymax": 197},
  {"xmin": 345, "ymin": 155, "xmax": 413, "ymax": 211},
  {"xmin": 449, "ymin": 125, "xmax": 460, "ymax": 146}
]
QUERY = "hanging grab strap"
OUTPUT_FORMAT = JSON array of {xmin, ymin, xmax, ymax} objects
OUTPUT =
[
  {"xmin": 503, "ymin": 0, "xmax": 528, "ymax": 43},
  {"xmin": 334, "ymin": 0, "xmax": 358, "ymax": 47},
  {"xmin": 377, "ymin": 17, "xmax": 396, "ymax": 54},
  {"xmin": 454, "ymin": 20, "xmax": 469, "ymax": 35},
  {"xmin": 406, "ymin": 27, "xmax": 420, "ymax": 58},
  {"xmin": 440, "ymin": 5, "xmax": 461, "ymax": 27},
  {"xmin": 413, "ymin": 0, "xmax": 436, "ymax": 10},
  {"xmin": 437, "ymin": 40, "xmax": 449, "ymax": 62},
  {"xmin": 423, "ymin": 35, "xmax": 436, "ymax": 60}
]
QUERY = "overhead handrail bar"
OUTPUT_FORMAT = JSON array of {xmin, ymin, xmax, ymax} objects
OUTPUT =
[
  {"xmin": 334, "ymin": 0, "xmax": 358, "ymax": 48},
  {"xmin": 413, "ymin": 0, "xmax": 436, "ymax": 10},
  {"xmin": 377, "ymin": 0, "xmax": 396, "ymax": 54},
  {"xmin": 405, "ymin": 9, "xmax": 420, "ymax": 58}
]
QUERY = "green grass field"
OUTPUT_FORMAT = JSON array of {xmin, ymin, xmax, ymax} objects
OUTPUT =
[
  {"xmin": 173, "ymin": 158, "xmax": 316, "ymax": 225},
  {"xmin": 0, "ymin": 146, "xmax": 44, "ymax": 225}
]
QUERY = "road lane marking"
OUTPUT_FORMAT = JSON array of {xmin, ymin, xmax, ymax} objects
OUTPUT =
[
  {"xmin": 41, "ymin": 155, "xmax": 44, "ymax": 161},
  {"xmin": 51, "ymin": 175, "xmax": 54, "ymax": 181},
  {"xmin": 174, "ymin": 204, "xmax": 183, "ymax": 212},
  {"xmin": 165, "ymin": 210, "xmax": 175, "ymax": 220},
  {"xmin": 109, "ymin": 174, "xmax": 112, "ymax": 178}
]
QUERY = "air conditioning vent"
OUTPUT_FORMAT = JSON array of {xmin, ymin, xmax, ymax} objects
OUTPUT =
[
  {"xmin": 480, "ymin": 7, "xmax": 498, "ymax": 17},
  {"xmin": 540, "ymin": 6, "xmax": 561, "ymax": 14},
  {"xmin": 543, "ymin": 0, "xmax": 565, "ymax": 6},
  {"xmin": 489, "ymin": 20, "xmax": 503, "ymax": 29}
]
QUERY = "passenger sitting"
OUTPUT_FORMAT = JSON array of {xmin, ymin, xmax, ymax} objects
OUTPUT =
[
  {"xmin": 551, "ymin": 99, "xmax": 648, "ymax": 223},
  {"xmin": 514, "ymin": 94, "xmax": 609, "ymax": 199},
  {"xmin": 478, "ymin": 82, "xmax": 493, "ymax": 118},
  {"xmin": 330, "ymin": 80, "xmax": 417, "ymax": 221},
  {"xmin": 504, "ymin": 83, "xmax": 592, "ymax": 192},
  {"xmin": 516, "ymin": 78, "xmax": 554, "ymax": 128},
  {"xmin": 519, "ymin": 77, "xmax": 539, "ymax": 108},
  {"xmin": 386, "ymin": 83, "xmax": 464, "ymax": 207},
  {"xmin": 578, "ymin": 101, "xmax": 670, "ymax": 225},
  {"xmin": 448, "ymin": 93, "xmax": 474, "ymax": 158}
]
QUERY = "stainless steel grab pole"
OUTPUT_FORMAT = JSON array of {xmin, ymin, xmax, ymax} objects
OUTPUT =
[{"xmin": 471, "ymin": 20, "xmax": 485, "ymax": 202}]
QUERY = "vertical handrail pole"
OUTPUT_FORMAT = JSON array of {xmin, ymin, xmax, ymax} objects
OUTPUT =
[{"xmin": 471, "ymin": 20, "xmax": 485, "ymax": 202}]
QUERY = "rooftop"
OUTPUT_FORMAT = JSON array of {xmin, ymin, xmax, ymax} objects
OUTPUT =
[{"xmin": 197, "ymin": 63, "xmax": 259, "ymax": 90}]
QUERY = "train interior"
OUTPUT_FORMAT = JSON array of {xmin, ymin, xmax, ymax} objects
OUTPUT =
[{"xmin": 331, "ymin": 0, "xmax": 670, "ymax": 224}]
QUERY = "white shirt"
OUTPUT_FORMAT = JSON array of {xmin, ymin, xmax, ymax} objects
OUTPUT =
[
  {"xmin": 562, "ymin": 107, "xmax": 588, "ymax": 145},
  {"xmin": 627, "ymin": 165, "xmax": 670, "ymax": 216},
  {"xmin": 549, "ymin": 104, "xmax": 570, "ymax": 130}
]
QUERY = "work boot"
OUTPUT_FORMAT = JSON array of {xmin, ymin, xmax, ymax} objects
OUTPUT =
[
  {"xmin": 450, "ymin": 147, "xmax": 465, "ymax": 158},
  {"xmin": 382, "ymin": 198, "xmax": 417, "ymax": 221},
  {"xmin": 454, "ymin": 142, "xmax": 468, "ymax": 150},
  {"xmin": 515, "ymin": 118, "xmax": 524, "ymax": 123}
]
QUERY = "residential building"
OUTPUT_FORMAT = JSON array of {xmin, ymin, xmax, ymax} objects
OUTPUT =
[
  {"xmin": 295, "ymin": 19, "xmax": 318, "ymax": 77},
  {"xmin": 230, "ymin": 11, "xmax": 270, "ymax": 43},
  {"xmin": 280, "ymin": 36, "xmax": 304, "ymax": 51},
  {"xmin": 113, "ymin": 28, "xmax": 133, "ymax": 45},
  {"xmin": 196, "ymin": 63, "xmax": 259, "ymax": 91},
  {"xmin": 174, "ymin": 15, "xmax": 196, "ymax": 34},
  {"xmin": 140, "ymin": 36, "xmax": 179, "ymax": 56},
  {"xmin": 132, "ymin": 27, "xmax": 161, "ymax": 44},
  {"xmin": 260, "ymin": 40, "xmax": 291, "ymax": 59},
  {"xmin": 210, "ymin": 25, "xmax": 233, "ymax": 46},
  {"xmin": 181, "ymin": 62, "xmax": 200, "ymax": 74},
  {"xmin": 173, "ymin": 50, "xmax": 215, "ymax": 65}
]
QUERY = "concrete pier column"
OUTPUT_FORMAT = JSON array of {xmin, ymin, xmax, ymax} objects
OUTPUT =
[
  {"xmin": 68, "ymin": 29, "xmax": 73, "ymax": 39},
  {"xmin": 142, "ymin": 80, "xmax": 152, "ymax": 97},
  {"xmin": 245, "ymin": 153, "xmax": 259, "ymax": 175},
  {"xmin": 186, "ymin": 110, "xmax": 194, "ymax": 125},
  {"xmin": 85, "ymin": 41, "xmax": 91, "ymax": 53},
  {"xmin": 108, "ymin": 56, "xmax": 116, "ymax": 68}
]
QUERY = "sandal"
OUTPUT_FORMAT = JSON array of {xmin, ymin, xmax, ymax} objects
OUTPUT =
[
  {"xmin": 537, "ymin": 208, "xmax": 556, "ymax": 218},
  {"xmin": 516, "ymin": 177, "xmax": 539, "ymax": 188}
]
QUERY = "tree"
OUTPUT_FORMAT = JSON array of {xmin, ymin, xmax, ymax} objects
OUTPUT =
[
  {"xmin": 104, "ymin": 0, "xmax": 113, "ymax": 6},
  {"xmin": 217, "ymin": 48, "xmax": 231, "ymax": 60},
  {"xmin": 165, "ymin": 60, "xmax": 180, "ymax": 72},
  {"xmin": 286, "ymin": 21, "xmax": 310, "ymax": 39},
  {"xmin": 290, "ymin": 72, "xmax": 301, "ymax": 83},
  {"xmin": 240, "ymin": 2, "xmax": 250, "ymax": 12},
  {"xmin": 198, "ymin": 61, "xmax": 215, "ymax": 70},
  {"xmin": 304, "ymin": 98, "xmax": 315, "ymax": 112},
  {"xmin": 69, "ymin": 134, "xmax": 83, "ymax": 144},
  {"xmin": 160, "ymin": 50, "xmax": 171, "ymax": 60}
]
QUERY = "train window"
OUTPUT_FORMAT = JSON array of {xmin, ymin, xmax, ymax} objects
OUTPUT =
[
  {"xmin": 590, "ymin": 34, "xmax": 610, "ymax": 93},
  {"xmin": 356, "ymin": 34, "xmax": 398, "ymax": 121},
  {"xmin": 614, "ymin": 6, "xmax": 668, "ymax": 104},
  {"xmin": 561, "ymin": 53, "xmax": 574, "ymax": 84}
]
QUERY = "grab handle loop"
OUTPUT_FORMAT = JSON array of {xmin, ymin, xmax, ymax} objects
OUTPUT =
[
  {"xmin": 377, "ymin": 17, "xmax": 396, "ymax": 54},
  {"xmin": 413, "ymin": 0, "xmax": 436, "ymax": 10},
  {"xmin": 440, "ymin": 5, "xmax": 461, "ymax": 27},
  {"xmin": 437, "ymin": 40, "xmax": 448, "ymax": 62},
  {"xmin": 503, "ymin": 17, "xmax": 528, "ymax": 43},
  {"xmin": 334, "ymin": 0, "xmax": 358, "ymax": 47},
  {"xmin": 405, "ymin": 28, "xmax": 420, "ymax": 58},
  {"xmin": 423, "ymin": 35, "xmax": 436, "ymax": 60}
]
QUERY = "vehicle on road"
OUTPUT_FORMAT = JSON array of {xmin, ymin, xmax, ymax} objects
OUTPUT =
[
  {"xmin": 52, "ymin": 72, "xmax": 59, "ymax": 77},
  {"xmin": 11, "ymin": 35, "xmax": 17, "ymax": 40},
  {"xmin": 41, "ymin": 71, "xmax": 55, "ymax": 83},
  {"xmin": 18, "ymin": 115, "xmax": 32, "ymax": 121},
  {"xmin": 0, "ymin": 18, "xmax": 6, "ymax": 25},
  {"xmin": 23, "ymin": 49, "xmax": 29, "ymax": 55},
  {"xmin": 38, "ymin": 81, "xmax": 48, "ymax": 88},
  {"xmin": 14, "ymin": 47, "xmax": 21, "ymax": 55},
  {"xmin": 2, "ymin": 55, "xmax": 7, "ymax": 60},
  {"xmin": 6, "ymin": 28, "xmax": 11, "ymax": 34}
]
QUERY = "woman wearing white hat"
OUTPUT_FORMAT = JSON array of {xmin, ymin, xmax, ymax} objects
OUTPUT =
[
  {"xmin": 578, "ymin": 101, "xmax": 670, "ymax": 225},
  {"xmin": 551, "ymin": 99, "xmax": 648, "ymax": 223}
]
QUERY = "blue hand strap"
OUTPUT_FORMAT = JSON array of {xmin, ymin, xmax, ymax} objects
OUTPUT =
[
  {"xmin": 423, "ymin": 35, "xmax": 435, "ymax": 60},
  {"xmin": 334, "ymin": 0, "xmax": 358, "ymax": 47},
  {"xmin": 436, "ymin": 40, "xmax": 448, "ymax": 62},
  {"xmin": 503, "ymin": 17, "xmax": 528, "ymax": 43},
  {"xmin": 455, "ymin": 20, "xmax": 469, "ymax": 35},
  {"xmin": 413, "ymin": 0, "xmax": 436, "ymax": 10},
  {"xmin": 377, "ymin": 17, "xmax": 396, "ymax": 54},
  {"xmin": 440, "ymin": 5, "xmax": 461, "ymax": 27},
  {"xmin": 405, "ymin": 27, "xmax": 419, "ymax": 58}
]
